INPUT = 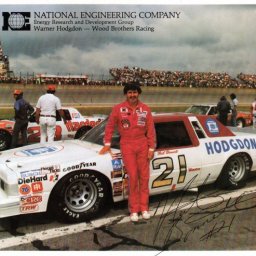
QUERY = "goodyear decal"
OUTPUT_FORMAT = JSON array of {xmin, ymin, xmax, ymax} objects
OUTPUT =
[{"xmin": 205, "ymin": 138, "xmax": 256, "ymax": 155}]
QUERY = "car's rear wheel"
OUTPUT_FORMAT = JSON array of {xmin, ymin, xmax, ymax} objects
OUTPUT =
[
  {"xmin": 236, "ymin": 118, "xmax": 245, "ymax": 128},
  {"xmin": 74, "ymin": 126, "xmax": 92, "ymax": 139},
  {"xmin": 217, "ymin": 153, "xmax": 251, "ymax": 189},
  {"xmin": 0, "ymin": 130, "xmax": 12, "ymax": 151},
  {"xmin": 49, "ymin": 170, "xmax": 110, "ymax": 223}
]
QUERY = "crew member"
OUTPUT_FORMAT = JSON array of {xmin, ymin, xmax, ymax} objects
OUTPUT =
[
  {"xmin": 216, "ymin": 96, "xmax": 231, "ymax": 126},
  {"xmin": 35, "ymin": 85, "xmax": 66, "ymax": 143},
  {"xmin": 99, "ymin": 83, "xmax": 156, "ymax": 222},
  {"xmin": 230, "ymin": 93, "xmax": 238, "ymax": 126},
  {"xmin": 11, "ymin": 89, "xmax": 34, "ymax": 148}
]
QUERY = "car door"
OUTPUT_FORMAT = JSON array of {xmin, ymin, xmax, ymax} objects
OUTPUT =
[{"xmin": 149, "ymin": 119, "xmax": 202, "ymax": 196}]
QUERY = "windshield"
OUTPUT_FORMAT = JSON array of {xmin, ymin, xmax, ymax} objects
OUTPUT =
[
  {"xmin": 80, "ymin": 119, "xmax": 120, "ymax": 149},
  {"xmin": 185, "ymin": 105, "xmax": 209, "ymax": 115}
]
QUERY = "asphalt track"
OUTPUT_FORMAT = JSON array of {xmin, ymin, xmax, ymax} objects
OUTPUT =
[{"xmin": 0, "ymin": 84, "xmax": 254, "ymax": 108}]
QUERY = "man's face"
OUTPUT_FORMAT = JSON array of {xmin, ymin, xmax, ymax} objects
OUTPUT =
[{"xmin": 126, "ymin": 90, "xmax": 139, "ymax": 105}]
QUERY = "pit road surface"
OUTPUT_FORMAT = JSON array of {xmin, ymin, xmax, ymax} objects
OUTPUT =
[{"xmin": 1, "ymin": 176, "xmax": 256, "ymax": 251}]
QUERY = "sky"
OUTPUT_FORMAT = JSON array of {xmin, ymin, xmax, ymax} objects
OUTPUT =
[{"xmin": 0, "ymin": 3, "xmax": 256, "ymax": 79}]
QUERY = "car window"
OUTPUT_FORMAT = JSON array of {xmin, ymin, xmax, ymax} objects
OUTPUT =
[
  {"xmin": 185, "ymin": 106, "xmax": 209, "ymax": 115},
  {"xmin": 81, "ymin": 119, "xmax": 120, "ymax": 149},
  {"xmin": 63, "ymin": 109, "xmax": 72, "ymax": 121},
  {"xmin": 155, "ymin": 121, "xmax": 192, "ymax": 149},
  {"xmin": 208, "ymin": 107, "xmax": 217, "ymax": 115},
  {"xmin": 191, "ymin": 121, "xmax": 206, "ymax": 139}
]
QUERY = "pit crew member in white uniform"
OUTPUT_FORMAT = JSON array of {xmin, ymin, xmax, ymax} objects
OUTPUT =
[{"xmin": 35, "ymin": 85, "xmax": 66, "ymax": 143}]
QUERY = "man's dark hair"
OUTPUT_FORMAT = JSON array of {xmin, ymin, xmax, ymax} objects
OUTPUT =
[
  {"xmin": 230, "ymin": 93, "xmax": 236, "ymax": 100},
  {"xmin": 123, "ymin": 83, "xmax": 142, "ymax": 95}
]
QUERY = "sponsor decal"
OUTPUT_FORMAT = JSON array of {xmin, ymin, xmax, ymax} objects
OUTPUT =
[
  {"xmin": 205, "ymin": 118, "xmax": 219, "ymax": 134},
  {"xmin": 63, "ymin": 162, "xmax": 96, "ymax": 172},
  {"xmin": 71, "ymin": 112, "xmax": 81, "ymax": 119},
  {"xmin": 113, "ymin": 181, "xmax": 123, "ymax": 196},
  {"xmin": 121, "ymin": 119, "xmax": 130, "ymax": 129},
  {"xmin": 157, "ymin": 150, "xmax": 178, "ymax": 155},
  {"xmin": 205, "ymin": 138, "xmax": 256, "ymax": 155},
  {"xmin": 20, "ymin": 169, "xmax": 42, "ymax": 178},
  {"xmin": 20, "ymin": 204, "xmax": 39, "ymax": 213},
  {"xmin": 49, "ymin": 174, "xmax": 59, "ymax": 182},
  {"xmin": 41, "ymin": 165, "xmax": 61, "ymax": 174},
  {"xmin": 111, "ymin": 170, "xmax": 122, "ymax": 179},
  {"xmin": 189, "ymin": 167, "xmax": 201, "ymax": 172},
  {"xmin": 19, "ymin": 184, "xmax": 31, "ymax": 195},
  {"xmin": 20, "ymin": 195, "xmax": 42, "ymax": 205},
  {"xmin": 20, "ymin": 165, "xmax": 60, "ymax": 178},
  {"xmin": 15, "ymin": 145, "xmax": 64, "ymax": 157},
  {"xmin": 111, "ymin": 159, "xmax": 122, "ymax": 171},
  {"xmin": 31, "ymin": 182, "xmax": 43, "ymax": 193},
  {"xmin": 65, "ymin": 120, "xmax": 101, "ymax": 132},
  {"xmin": 18, "ymin": 174, "xmax": 48, "ymax": 184},
  {"xmin": 136, "ymin": 109, "xmax": 147, "ymax": 126},
  {"xmin": 120, "ymin": 107, "xmax": 128, "ymax": 113}
]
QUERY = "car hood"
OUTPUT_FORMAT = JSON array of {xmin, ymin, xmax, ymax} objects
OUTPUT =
[{"xmin": 0, "ymin": 140, "xmax": 102, "ymax": 170}]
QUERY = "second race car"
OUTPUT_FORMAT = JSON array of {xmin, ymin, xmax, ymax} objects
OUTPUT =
[
  {"xmin": 185, "ymin": 104, "xmax": 252, "ymax": 128},
  {"xmin": 0, "ymin": 107, "xmax": 106, "ymax": 151}
]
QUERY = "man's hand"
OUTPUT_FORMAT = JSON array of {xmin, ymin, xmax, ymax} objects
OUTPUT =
[
  {"xmin": 148, "ymin": 149, "xmax": 154, "ymax": 160},
  {"xmin": 99, "ymin": 145, "xmax": 111, "ymax": 154}
]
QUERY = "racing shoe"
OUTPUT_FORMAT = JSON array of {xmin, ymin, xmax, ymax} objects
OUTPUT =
[
  {"xmin": 142, "ymin": 211, "xmax": 151, "ymax": 220},
  {"xmin": 130, "ymin": 213, "xmax": 139, "ymax": 222}
]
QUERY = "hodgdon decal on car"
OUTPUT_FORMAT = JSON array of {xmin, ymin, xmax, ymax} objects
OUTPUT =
[{"xmin": 205, "ymin": 138, "xmax": 256, "ymax": 155}]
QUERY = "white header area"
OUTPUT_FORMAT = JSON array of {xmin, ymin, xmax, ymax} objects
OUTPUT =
[{"xmin": 1, "ymin": 0, "xmax": 256, "ymax": 5}]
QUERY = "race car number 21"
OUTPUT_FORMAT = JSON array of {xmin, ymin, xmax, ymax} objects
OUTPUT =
[{"xmin": 151, "ymin": 155, "xmax": 187, "ymax": 188}]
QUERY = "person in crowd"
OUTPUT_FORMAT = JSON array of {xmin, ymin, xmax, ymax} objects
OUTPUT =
[
  {"xmin": 11, "ymin": 89, "xmax": 34, "ymax": 148},
  {"xmin": 99, "ymin": 83, "xmax": 156, "ymax": 222},
  {"xmin": 216, "ymin": 96, "xmax": 231, "ymax": 125},
  {"xmin": 251, "ymin": 98, "xmax": 256, "ymax": 128},
  {"xmin": 230, "ymin": 93, "xmax": 239, "ymax": 126},
  {"xmin": 35, "ymin": 85, "xmax": 66, "ymax": 143}
]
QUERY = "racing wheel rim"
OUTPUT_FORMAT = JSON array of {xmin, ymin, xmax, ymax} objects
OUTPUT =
[
  {"xmin": 228, "ymin": 157, "xmax": 246, "ymax": 182},
  {"xmin": 64, "ymin": 178, "xmax": 98, "ymax": 213}
]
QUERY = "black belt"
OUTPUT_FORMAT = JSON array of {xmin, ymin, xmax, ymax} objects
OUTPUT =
[{"xmin": 40, "ymin": 115, "xmax": 56, "ymax": 118}]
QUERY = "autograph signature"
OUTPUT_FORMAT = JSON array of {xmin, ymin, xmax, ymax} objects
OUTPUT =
[{"xmin": 152, "ymin": 174, "xmax": 256, "ymax": 247}]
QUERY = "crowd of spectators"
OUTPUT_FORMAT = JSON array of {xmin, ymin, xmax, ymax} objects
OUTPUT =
[
  {"xmin": 1, "ymin": 68, "xmax": 256, "ymax": 88},
  {"xmin": 110, "ymin": 67, "xmax": 256, "ymax": 88}
]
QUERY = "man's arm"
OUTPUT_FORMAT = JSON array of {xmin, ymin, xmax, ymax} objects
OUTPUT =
[
  {"xmin": 99, "ymin": 106, "xmax": 117, "ymax": 154},
  {"xmin": 58, "ymin": 109, "xmax": 67, "ymax": 124},
  {"xmin": 35, "ymin": 108, "xmax": 40, "ymax": 124}
]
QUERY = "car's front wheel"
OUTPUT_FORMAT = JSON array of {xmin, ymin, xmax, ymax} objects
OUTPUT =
[
  {"xmin": 217, "ymin": 153, "xmax": 251, "ymax": 189},
  {"xmin": 49, "ymin": 170, "xmax": 111, "ymax": 223}
]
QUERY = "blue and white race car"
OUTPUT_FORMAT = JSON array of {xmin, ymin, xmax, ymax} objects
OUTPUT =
[{"xmin": 0, "ymin": 113, "xmax": 256, "ymax": 223}]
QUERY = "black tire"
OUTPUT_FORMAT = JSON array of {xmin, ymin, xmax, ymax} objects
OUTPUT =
[
  {"xmin": 49, "ymin": 170, "xmax": 110, "ymax": 223},
  {"xmin": 74, "ymin": 126, "xmax": 92, "ymax": 139},
  {"xmin": 236, "ymin": 118, "xmax": 245, "ymax": 128},
  {"xmin": 217, "ymin": 153, "xmax": 251, "ymax": 189},
  {"xmin": 0, "ymin": 130, "xmax": 12, "ymax": 151}
]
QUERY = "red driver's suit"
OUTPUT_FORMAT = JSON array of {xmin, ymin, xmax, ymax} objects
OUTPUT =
[{"xmin": 104, "ymin": 100, "xmax": 156, "ymax": 213}]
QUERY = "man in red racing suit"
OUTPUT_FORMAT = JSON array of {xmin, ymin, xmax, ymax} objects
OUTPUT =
[{"xmin": 99, "ymin": 83, "xmax": 156, "ymax": 222}]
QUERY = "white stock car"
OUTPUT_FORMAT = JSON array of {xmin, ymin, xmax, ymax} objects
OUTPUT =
[
  {"xmin": 0, "ymin": 107, "xmax": 106, "ymax": 151},
  {"xmin": 0, "ymin": 113, "xmax": 256, "ymax": 223}
]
